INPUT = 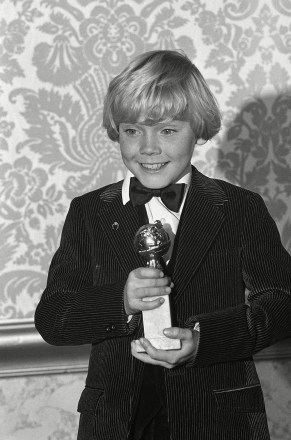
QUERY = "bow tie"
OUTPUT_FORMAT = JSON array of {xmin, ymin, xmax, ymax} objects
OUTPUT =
[{"xmin": 129, "ymin": 177, "xmax": 186, "ymax": 212}]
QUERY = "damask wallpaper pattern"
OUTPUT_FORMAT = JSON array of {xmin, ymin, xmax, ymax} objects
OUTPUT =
[
  {"xmin": 1, "ymin": 0, "xmax": 291, "ymax": 321},
  {"xmin": 0, "ymin": 0, "xmax": 291, "ymax": 439}
]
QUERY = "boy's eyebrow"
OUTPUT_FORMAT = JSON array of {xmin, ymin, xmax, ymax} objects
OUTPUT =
[{"xmin": 121, "ymin": 120, "xmax": 181, "ymax": 127}]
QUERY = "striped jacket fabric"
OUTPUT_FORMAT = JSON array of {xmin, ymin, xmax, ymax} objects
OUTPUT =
[{"xmin": 35, "ymin": 167, "xmax": 291, "ymax": 440}]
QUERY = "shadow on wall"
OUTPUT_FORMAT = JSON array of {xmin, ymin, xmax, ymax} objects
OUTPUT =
[
  {"xmin": 215, "ymin": 93, "xmax": 291, "ymax": 254},
  {"xmin": 213, "ymin": 92, "xmax": 291, "ymax": 347}
]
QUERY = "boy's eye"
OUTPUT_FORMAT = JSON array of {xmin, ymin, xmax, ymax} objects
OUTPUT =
[
  {"xmin": 124, "ymin": 128, "xmax": 138, "ymax": 136},
  {"xmin": 161, "ymin": 128, "xmax": 176, "ymax": 135}
]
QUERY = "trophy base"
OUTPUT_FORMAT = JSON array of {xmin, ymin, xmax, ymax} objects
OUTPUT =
[
  {"xmin": 135, "ymin": 337, "xmax": 181, "ymax": 352},
  {"xmin": 135, "ymin": 295, "xmax": 181, "ymax": 352}
]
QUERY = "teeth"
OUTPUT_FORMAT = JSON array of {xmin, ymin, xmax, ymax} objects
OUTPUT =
[{"xmin": 141, "ymin": 163, "xmax": 165, "ymax": 170}]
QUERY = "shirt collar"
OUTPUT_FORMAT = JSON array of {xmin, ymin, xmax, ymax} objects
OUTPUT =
[{"xmin": 122, "ymin": 168, "xmax": 192, "ymax": 206}]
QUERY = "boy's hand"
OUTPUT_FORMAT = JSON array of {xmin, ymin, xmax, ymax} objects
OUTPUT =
[
  {"xmin": 124, "ymin": 267, "xmax": 172, "ymax": 315},
  {"xmin": 131, "ymin": 327, "xmax": 200, "ymax": 368}
]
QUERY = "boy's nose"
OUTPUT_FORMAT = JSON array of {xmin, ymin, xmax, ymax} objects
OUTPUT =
[{"xmin": 139, "ymin": 135, "xmax": 162, "ymax": 155}]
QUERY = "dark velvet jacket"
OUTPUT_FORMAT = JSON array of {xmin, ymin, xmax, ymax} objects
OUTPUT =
[{"xmin": 35, "ymin": 167, "xmax": 291, "ymax": 440}]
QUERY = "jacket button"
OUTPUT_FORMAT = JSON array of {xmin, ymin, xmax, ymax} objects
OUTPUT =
[{"xmin": 105, "ymin": 324, "xmax": 117, "ymax": 332}]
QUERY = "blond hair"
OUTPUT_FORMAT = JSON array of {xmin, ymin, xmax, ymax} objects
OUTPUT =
[{"xmin": 103, "ymin": 50, "xmax": 221, "ymax": 142}]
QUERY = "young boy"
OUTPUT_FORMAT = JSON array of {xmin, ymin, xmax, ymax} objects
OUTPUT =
[{"xmin": 35, "ymin": 50, "xmax": 291, "ymax": 440}]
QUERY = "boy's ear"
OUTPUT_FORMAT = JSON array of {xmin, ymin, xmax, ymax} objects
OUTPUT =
[{"xmin": 196, "ymin": 138, "xmax": 207, "ymax": 145}]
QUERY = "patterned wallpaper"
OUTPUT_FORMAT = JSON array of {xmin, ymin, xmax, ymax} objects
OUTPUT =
[
  {"xmin": 1, "ymin": 0, "xmax": 291, "ymax": 321},
  {"xmin": 0, "ymin": 1, "xmax": 291, "ymax": 440}
]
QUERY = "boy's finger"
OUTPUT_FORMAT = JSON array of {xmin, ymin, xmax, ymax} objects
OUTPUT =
[
  {"xmin": 163, "ymin": 327, "xmax": 192, "ymax": 340},
  {"xmin": 134, "ymin": 267, "xmax": 164, "ymax": 279},
  {"xmin": 139, "ymin": 297, "xmax": 165, "ymax": 310}
]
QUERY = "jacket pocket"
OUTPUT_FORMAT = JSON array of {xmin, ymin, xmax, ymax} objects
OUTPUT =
[
  {"xmin": 77, "ymin": 387, "xmax": 105, "ymax": 440},
  {"xmin": 213, "ymin": 384, "xmax": 265, "ymax": 413},
  {"xmin": 77, "ymin": 386, "xmax": 104, "ymax": 416}
]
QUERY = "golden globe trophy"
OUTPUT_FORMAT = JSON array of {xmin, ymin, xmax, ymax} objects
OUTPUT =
[{"xmin": 133, "ymin": 220, "xmax": 181, "ymax": 352}]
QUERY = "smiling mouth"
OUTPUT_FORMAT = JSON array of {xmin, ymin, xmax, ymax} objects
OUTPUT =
[{"xmin": 140, "ymin": 163, "xmax": 168, "ymax": 170}]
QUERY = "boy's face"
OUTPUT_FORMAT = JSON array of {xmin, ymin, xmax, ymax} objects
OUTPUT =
[{"xmin": 119, "ymin": 119, "xmax": 201, "ymax": 189}]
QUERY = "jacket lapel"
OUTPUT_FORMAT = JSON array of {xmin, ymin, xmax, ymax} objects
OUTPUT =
[
  {"xmin": 97, "ymin": 182, "xmax": 145, "ymax": 275},
  {"xmin": 172, "ymin": 168, "xmax": 228, "ymax": 301},
  {"xmin": 96, "ymin": 171, "xmax": 228, "ymax": 300}
]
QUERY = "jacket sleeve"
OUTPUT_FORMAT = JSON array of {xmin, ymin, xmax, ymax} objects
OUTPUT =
[
  {"xmin": 186, "ymin": 193, "xmax": 291, "ymax": 366},
  {"xmin": 34, "ymin": 197, "xmax": 139, "ymax": 346}
]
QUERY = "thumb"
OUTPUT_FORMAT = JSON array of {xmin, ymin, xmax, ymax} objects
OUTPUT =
[
  {"xmin": 163, "ymin": 327, "xmax": 192, "ymax": 340},
  {"xmin": 163, "ymin": 327, "xmax": 180, "ymax": 338}
]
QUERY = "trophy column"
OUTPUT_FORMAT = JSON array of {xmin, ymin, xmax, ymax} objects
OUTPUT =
[{"xmin": 133, "ymin": 221, "xmax": 181, "ymax": 352}]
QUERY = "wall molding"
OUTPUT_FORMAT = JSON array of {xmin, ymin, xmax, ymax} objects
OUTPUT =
[
  {"xmin": 0, "ymin": 319, "xmax": 290, "ymax": 377},
  {"xmin": 0, "ymin": 319, "xmax": 90, "ymax": 378}
]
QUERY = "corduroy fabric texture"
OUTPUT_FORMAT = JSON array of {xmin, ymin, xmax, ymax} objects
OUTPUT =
[{"xmin": 35, "ymin": 167, "xmax": 291, "ymax": 440}]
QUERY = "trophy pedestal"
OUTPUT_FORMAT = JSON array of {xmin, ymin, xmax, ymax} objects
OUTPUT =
[
  {"xmin": 135, "ymin": 295, "xmax": 181, "ymax": 352},
  {"xmin": 133, "ymin": 221, "xmax": 181, "ymax": 352}
]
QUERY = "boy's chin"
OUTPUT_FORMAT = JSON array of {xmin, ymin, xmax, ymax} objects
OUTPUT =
[{"xmin": 135, "ymin": 172, "xmax": 171, "ymax": 188}]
